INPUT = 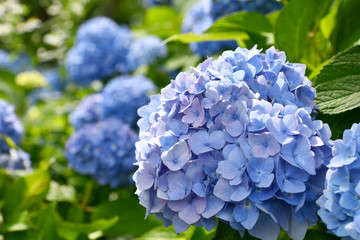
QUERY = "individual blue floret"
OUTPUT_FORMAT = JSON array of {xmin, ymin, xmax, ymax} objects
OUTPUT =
[
  {"xmin": 182, "ymin": 0, "xmax": 282, "ymax": 57},
  {"xmin": 317, "ymin": 123, "xmax": 360, "ymax": 239},
  {"xmin": 66, "ymin": 118, "xmax": 138, "ymax": 188},
  {"xmin": 0, "ymin": 148, "xmax": 32, "ymax": 173},
  {"xmin": 0, "ymin": 99, "xmax": 24, "ymax": 152},
  {"xmin": 133, "ymin": 46, "xmax": 332, "ymax": 240},
  {"xmin": 69, "ymin": 94, "xmax": 105, "ymax": 130},
  {"xmin": 65, "ymin": 17, "xmax": 132, "ymax": 85},
  {"xmin": 102, "ymin": 75, "xmax": 156, "ymax": 126},
  {"xmin": 126, "ymin": 35, "xmax": 168, "ymax": 72}
]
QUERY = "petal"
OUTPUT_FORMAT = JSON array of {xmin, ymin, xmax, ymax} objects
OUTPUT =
[
  {"xmin": 202, "ymin": 195, "xmax": 225, "ymax": 218},
  {"xmin": 172, "ymin": 214, "xmax": 190, "ymax": 233},
  {"xmin": 208, "ymin": 130, "xmax": 226, "ymax": 149},
  {"xmin": 248, "ymin": 213, "xmax": 280, "ymax": 240},
  {"xmin": 179, "ymin": 205, "xmax": 201, "ymax": 224},
  {"xmin": 283, "ymin": 178, "xmax": 306, "ymax": 193}
]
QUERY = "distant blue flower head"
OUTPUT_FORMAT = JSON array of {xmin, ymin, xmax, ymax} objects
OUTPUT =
[
  {"xmin": 102, "ymin": 75, "xmax": 156, "ymax": 126},
  {"xmin": 134, "ymin": 46, "xmax": 332, "ymax": 239},
  {"xmin": 0, "ymin": 148, "xmax": 32, "ymax": 173},
  {"xmin": 317, "ymin": 123, "xmax": 360, "ymax": 239},
  {"xmin": 144, "ymin": 0, "xmax": 173, "ymax": 7},
  {"xmin": 182, "ymin": 0, "xmax": 282, "ymax": 57},
  {"xmin": 0, "ymin": 99, "xmax": 23, "ymax": 152},
  {"xmin": 41, "ymin": 68, "xmax": 65, "ymax": 91},
  {"xmin": 126, "ymin": 35, "xmax": 168, "ymax": 72},
  {"xmin": 65, "ymin": 17, "xmax": 132, "ymax": 85},
  {"xmin": 69, "ymin": 94, "xmax": 104, "ymax": 130},
  {"xmin": 0, "ymin": 51, "xmax": 32, "ymax": 74},
  {"xmin": 66, "ymin": 118, "xmax": 138, "ymax": 188}
]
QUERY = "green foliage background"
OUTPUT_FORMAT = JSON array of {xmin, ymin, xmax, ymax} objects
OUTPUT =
[{"xmin": 1, "ymin": 0, "xmax": 360, "ymax": 239}]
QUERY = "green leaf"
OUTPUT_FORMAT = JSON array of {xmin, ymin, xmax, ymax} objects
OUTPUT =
[
  {"xmin": 91, "ymin": 193, "xmax": 160, "ymax": 237},
  {"xmin": 274, "ymin": 0, "xmax": 334, "ymax": 62},
  {"xmin": 27, "ymin": 204, "xmax": 61, "ymax": 240},
  {"xmin": 165, "ymin": 32, "xmax": 249, "ymax": 46},
  {"xmin": 213, "ymin": 221, "xmax": 241, "ymax": 240},
  {"xmin": 143, "ymin": 6, "xmax": 182, "ymax": 38},
  {"xmin": 313, "ymin": 44, "xmax": 360, "ymax": 114},
  {"xmin": 56, "ymin": 216, "xmax": 118, "ymax": 240},
  {"xmin": 206, "ymin": 12, "xmax": 273, "ymax": 34},
  {"xmin": 331, "ymin": 0, "xmax": 360, "ymax": 52}
]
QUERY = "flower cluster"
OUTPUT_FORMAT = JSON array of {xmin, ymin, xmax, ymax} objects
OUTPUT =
[
  {"xmin": 69, "ymin": 75, "xmax": 156, "ymax": 130},
  {"xmin": 0, "ymin": 50, "xmax": 33, "ymax": 74},
  {"xmin": 0, "ymin": 99, "xmax": 32, "ymax": 172},
  {"xmin": 0, "ymin": 148, "xmax": 32, "ymax": 173},
  {"xmin": 134, "ymin": 46, "xmax": 332, "ymax": 239},
  {"xmin": 182, "ymin": 0, "xmax": 282, "ymax": 57},
  {"xmin": 317, "ymin": 123, "xmax": 360, "ymax": 239},
  {"xmin": 65, "ymin": 17, "xmax": 167, "ymax": 85},
  {"xmin": 126, "ymin": 36, "xmax": 168, "ymax": 72},
  {"xmin": 0, "ymin": 99, "xmax": 24, "ymax": 152},
  {"xmin": 66, "ymin": 118, "xmax": 138, "ymax": 188},
  {"xmin": 65, "ymin": 17, "xmax": 132, "ymax": 85}
]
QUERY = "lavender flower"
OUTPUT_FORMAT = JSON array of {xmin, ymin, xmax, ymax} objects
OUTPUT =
[{"xmin": 134, "ymin": 46, "xmax": 332, "ymax": 239}]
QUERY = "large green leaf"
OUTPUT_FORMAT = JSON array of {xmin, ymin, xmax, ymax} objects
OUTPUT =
[
  {"xmin": 91, "ymin": 192, "xmax": 160, "ymax": 237},
  {"xmin": 143, "ymin": 6, "xmax": 182, "ymax": 38},
  {"xmin": 331, "ymin": 0, "xmax": 360, "ymax": 52},
  {"xmin": 165, "ymin": 32, "xmax": 249, "ymax": 46},
  {"xmin": 274, "ymin": 0, "xmax": 334, "ymax": 62},
  {"xmin": 313, "ymin": 45, "xmax": 360, "ymax": 114},
  {"xmin": 206, "ymin": 12, "xmax": 273, "ymax": 34}
]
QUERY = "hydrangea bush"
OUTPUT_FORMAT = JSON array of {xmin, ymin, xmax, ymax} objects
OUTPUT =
[
  {"xmin": 317, "ymin": 123, "xmax": 360, "ymax": 239},
  {"xmin": 133, "ymin": 46, "xmax": 333, "ymax": 239},
  {"xmin": 0, "ymin": 148, "xmax": 32, "ymax": 173},
  {"xmin": 182, "ymin": 0, "xmax": 282, "ymax": 57},
  {"xmin": 66, "ymin": 118, "xmax": 138, "ymax": 188}
]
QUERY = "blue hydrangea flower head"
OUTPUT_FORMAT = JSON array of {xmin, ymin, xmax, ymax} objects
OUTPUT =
[
  {"xmin": 41, "ymin": 68, "xmax": 65, "ymax": 91},
  {"xmin": 134, "ymin": 46, "xmax": 332, "ymax": 239},
  {"xmin": 0, "ymin": 148, "xmax": 32, "ymax": 173},
  {"xmin": 65, "ymin": 17, "xmax": 132, "ymax": 85},
  {"xmin": 102, "ymin": 75, "xmax": 156, "ymax": 126},
  {"xmin": 317, "ymin": 123, "xmax": 360, "ymax": 239},
  {"xmin": 69, "ymin": 94, "xmax": 104, "ymax": 130},
  {"xmin": 66, "ymin": 118, "xmax": 138, "ymax": 188},
  {"xmin": 0, "ymin": 99, "xmax": 24, "ymax": 152},
  {"xmin": 0, "ymin": 51, "xmax": 33, "ymax": 74},
  {"xmin": 182, "ymin": 0, "xmax": 282, "ymax": 57},
  {"xmin": 126, "ymin": 35, "xmax": 168, "ymax": 72},
  {"xmin": 144, "ymin": 0, "xmax": 172, "ymax": 7}
]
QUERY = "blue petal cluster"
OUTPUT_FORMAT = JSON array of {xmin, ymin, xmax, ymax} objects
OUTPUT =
[
  {"xmin": 69, "ymin": 75, "xmax": 156, "ymax": 130},
  {"xmin": 0, "ymin": 99, "xmax": 24, "ymax": 152},
  {"xmin": 41, "ymin": 68, "xmax": 65, "ymax": 91},
  {"xmin": 102, "ymin": 75, "xmax": 157, "ymax": 125},
  {"xmin": 134, "ymin": 46, "xmax": 332, "ymax": 239},
  {"xmin": 317, "ymin": 123, "xmax": 360, "ymax": 239},
  {"xmin": 66, "ymin": 118, "xmax": 138, "ymax": 188},
  {"xmin": 126, "ymin": 36, "xmax": 168, "ymax": 72},
  {"xmin": 69, "ymin": 94, "xmax": 105, "ymax": 130},
  {"xmin": 65, "ymin": 17, "xmax": 168, "ymax": 85},
  {"xmin": 0, "ymin": 148, "xmax": 32, "ymax": 173},
  {"xmin": 0, "ymin": 50, "xmax": 33, "ymax": 74},
  {"xmin": 65, "ymin": 17, "xmax": 132, "ymax": 85},
  {"xmin": 182, "ymin": 0, "xmax": 282, "ymax": 57},
  {"xmin": 144, "ymin": 0, "xmax": 172, "ymax": 7}
]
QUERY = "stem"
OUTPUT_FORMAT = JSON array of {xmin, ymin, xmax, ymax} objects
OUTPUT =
[{"xmin": 79, "ymin": 180, "xmax": 95, "ymax": 211}]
